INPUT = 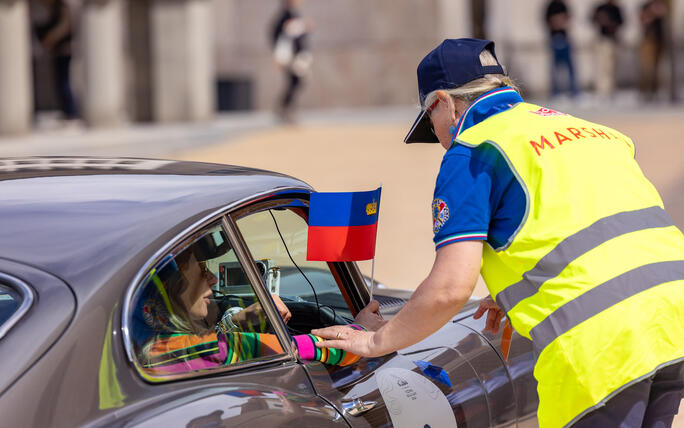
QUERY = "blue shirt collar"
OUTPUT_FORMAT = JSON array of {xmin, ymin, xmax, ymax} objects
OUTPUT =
[{"xmin": 451, "ymin": 87, "xmax": 523, "ymax": 140}]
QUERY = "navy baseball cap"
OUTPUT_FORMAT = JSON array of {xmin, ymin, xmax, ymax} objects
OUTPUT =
[{"xmin": 404, "ymin": 39, "xmax": 505, "ymax": 144}]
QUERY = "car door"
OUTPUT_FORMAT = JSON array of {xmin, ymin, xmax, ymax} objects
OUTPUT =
[
  {"xmin": 115, "ymin": 218, "xmax": 349, "ymax": 428},
  {"xmin": 229, "ymin": 196, "xmax": 397, "ymax": 426}
]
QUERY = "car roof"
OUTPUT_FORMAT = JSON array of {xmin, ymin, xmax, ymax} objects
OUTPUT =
[{"xmin": 0, "ymin": 157, "xmax": 312, "ymax": 296}]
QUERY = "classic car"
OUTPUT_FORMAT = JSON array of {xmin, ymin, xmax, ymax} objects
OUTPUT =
[{"xmin": 0, "ymin": 156, "xmax": 538, "ymax": 427}]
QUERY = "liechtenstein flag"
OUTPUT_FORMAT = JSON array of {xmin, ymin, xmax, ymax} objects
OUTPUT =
[{"xmin": 307, "ymin": 187, "xmax": 381, "ymax": 261}]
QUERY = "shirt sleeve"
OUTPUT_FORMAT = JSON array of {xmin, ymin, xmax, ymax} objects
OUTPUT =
[
  {"xmin": 293, "ymin": 324, "xmax": 365, "ymax": 366},
  {"xmin": 432, "ymin": 147, "xmax": 493, "ymax": 250}
]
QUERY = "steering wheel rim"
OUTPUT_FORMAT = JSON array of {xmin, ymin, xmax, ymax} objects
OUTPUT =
[{"xmin": 282, "ymin": 300, "xmax": 349, "ymax": 335}]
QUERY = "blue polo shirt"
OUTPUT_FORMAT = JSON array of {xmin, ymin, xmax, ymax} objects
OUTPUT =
[{"xmin": 432, "ymin": 87, "xmax": 526, "ymax": 251}]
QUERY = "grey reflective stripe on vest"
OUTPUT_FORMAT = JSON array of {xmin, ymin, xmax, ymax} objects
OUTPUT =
[
  {"xmin": 495, "ymin": 206, "xmax": 674, "ymax": 313},
  {"xmin": 530, "ymin": 260, "xmax": 684, "ymax": 352}
]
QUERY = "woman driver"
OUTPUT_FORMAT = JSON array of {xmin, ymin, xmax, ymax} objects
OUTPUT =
[{"xmin": 136, "ymin": 243, "xmax": 379, "ymax": 374}]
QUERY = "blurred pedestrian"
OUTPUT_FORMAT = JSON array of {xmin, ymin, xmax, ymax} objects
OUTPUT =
[
  {"xmin": 545, "ymin": 0, "xmax": 578, "ymax": 98},
  {"xmin": 639, "ymin": 0, "xmax": 666, "ymax": 101},
  {"xmin": 313, "ymin": 38, "xmax": 684, "ymax": 428},
  {"xmin": 270, "ymin": 0, "xmax": 313, "ymax": 123},
  {"xmin": 30, "ymin": 0, "xmax": 78, "ymax": 121},
  {"xmin": 470, "ymin": 0, "xmax": 487, "ymax": 40},
  {"xmin": 591, "ymin": 0, "xmax": 624, "ymax": 99}
]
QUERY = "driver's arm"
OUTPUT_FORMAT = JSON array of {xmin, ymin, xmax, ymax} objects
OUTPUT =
[
  {"xmin": 228, "ymin": 294, "xmax": 292, "ymax": 330},
  {"xmin": 353, "ymin": 300, "xmax": 386, "ymax": 331},
  {"xmin": 270, "ymin": 294, "xmax": 292, "ymax": 323}
]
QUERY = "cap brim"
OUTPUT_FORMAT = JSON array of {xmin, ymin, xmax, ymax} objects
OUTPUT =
[{"xmin": 404, "ymin": 109, "xmax": 439, "ymax": 144}]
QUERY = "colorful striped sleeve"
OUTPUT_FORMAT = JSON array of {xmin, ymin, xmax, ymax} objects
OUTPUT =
[
  {"xmin": 292, "ymin": 324, "xmax": 365, "ymax": 366},
  {"xmin": 142, "ymin": 333, "xmax": 226, "ymax": 374},
  {"xmin": 142, "ymin": 331, "xmax": 284, "ymax": 374},
  {"xmin": 143, "ymin": 326, "xmax": 363, "ymax": 375}
]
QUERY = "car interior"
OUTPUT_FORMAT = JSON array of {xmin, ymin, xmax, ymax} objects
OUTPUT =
[
  {"xmin": 233, "ymin": 205, "xmax": 355, "ymax": 333},
  {"xmin": 129, "ymin": 199, "xmax": 361, "ymax": 378}
]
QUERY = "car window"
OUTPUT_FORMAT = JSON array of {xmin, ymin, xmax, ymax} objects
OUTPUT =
[
  {"xmin": 0, "ymin": 284, "xmax": 22, "ymax": 331},
  {"xmin": 236, "ymin": 206, "xmax": 354, "ymax": 336},
  {"xmin": 128, "ymin": 223, "xmax": 287, "ymax": 379}
]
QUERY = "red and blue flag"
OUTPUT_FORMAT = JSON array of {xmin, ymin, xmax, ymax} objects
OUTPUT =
[{"xmin": 307, "ymin": 187, "xmax": 381, "ymax": 261}]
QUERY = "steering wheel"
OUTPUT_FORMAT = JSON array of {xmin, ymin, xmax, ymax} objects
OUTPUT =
[
  {"xmin": 282, "ymin": 300, "xmax": 351, "ymax": 335},
  {"xmin": 213, "ymin": 294, "xmax": 351, "ymax": 336}
]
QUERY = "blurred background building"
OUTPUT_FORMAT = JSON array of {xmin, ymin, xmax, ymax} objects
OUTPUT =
[{"xmin": 1, "ymin": 0, "xmax": 683, "ymax": 135}]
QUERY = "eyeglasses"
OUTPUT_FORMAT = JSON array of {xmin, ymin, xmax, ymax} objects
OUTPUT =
[
  {"xmin": 426, "ymin": 99, "xmax": 439, "ymax": 119},
  {"xmin": 426, "ymin": 99, "xmax": 439, "ymax": 135}
]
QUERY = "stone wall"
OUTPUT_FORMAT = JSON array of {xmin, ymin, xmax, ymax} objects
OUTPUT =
[
  {"xmin": 212, "ymin": 0, "xmax": 451, "ymax": 110},
  {"xmin": 213, "ymin": 0, "xmax": 684, "ymax": 108}
]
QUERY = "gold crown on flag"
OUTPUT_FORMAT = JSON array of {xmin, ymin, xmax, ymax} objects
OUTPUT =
[{"xmin": 366, "ymin": 201, "xmax": 378, "ymax": 216}]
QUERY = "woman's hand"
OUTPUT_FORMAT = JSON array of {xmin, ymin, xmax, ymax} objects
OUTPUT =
[
  {"xmin": 310, "ymin": 325, "xmax": 381, "ymax": 358},
  {"xmin": 230, "ymin": 294, "xmax": 291, "ymax": 328},
  {"xmin": 353, "ymin": 300, "xmax": 386, "ymax": 331},
  {"xmin": 473, "ymin": 295, "xmax": 506, "ymax": 334},
  {"xmin": 271, "ymin": 294, "xmax": 291, "ymax": 324}
]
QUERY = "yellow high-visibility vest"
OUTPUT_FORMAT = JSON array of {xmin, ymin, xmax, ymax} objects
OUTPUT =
[{"xmin": 456, "ymin": 102, "xmax": 684, "ymax": 427}]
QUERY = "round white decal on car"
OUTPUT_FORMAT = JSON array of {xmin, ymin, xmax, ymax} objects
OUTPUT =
[{"xmin": 375, "ymin": 367, "xmax": 457, "ymax": 428}]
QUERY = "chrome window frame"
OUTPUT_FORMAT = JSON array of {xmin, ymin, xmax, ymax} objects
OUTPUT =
[
  {"xmin": 221, "ymin": 216, "xmax": 294, "ymax": 352},
  {"xmin": 121, "ymin": 187, "xmax": 309, "ymax": 383},
  {"xmin": 230, "ymin": 198, "xmax": 304, "ymax": 219},
  {"xmin": 0, "ymin": 273, "xmax": 35, "ymax": 341}
]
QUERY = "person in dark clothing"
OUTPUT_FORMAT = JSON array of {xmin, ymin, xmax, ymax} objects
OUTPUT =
[
  {"xmin": 593, "ymin": 0, "xmax": 623, "ymax": 38},
  {"xmin": 270, "ymin": 0, "xmax": 312, "ymax": 123},
  {"xmin": 470, "ymin": 0, "xmax": 487, "ymax": 40},
  {"xmin": 591, "ymin": 1, "xmax": 624, "ymax": 98},
  {"xmin": 639, "ymin": 0, "xmax": 666, "ymax": 100},
  {"xmin": 31, "ymin": 0, "xmax": 78, "ymax": 120},
  {"xmin": 545, "ymin": 0, "xmax": 578, "ymax": 98}
]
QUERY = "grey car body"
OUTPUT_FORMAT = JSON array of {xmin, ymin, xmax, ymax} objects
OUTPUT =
[{"xmin": 0, "ymin": 157, "xmax": 538, "ymax": 427}]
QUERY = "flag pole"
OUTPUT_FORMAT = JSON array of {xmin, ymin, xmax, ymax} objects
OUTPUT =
[
  {"xmin": 369, "ymin": 256, "xmax": 375, "ymax": 302},
  {"xmin": 369, "ymin": 182, "xmax": 381, "ymax": 303}
]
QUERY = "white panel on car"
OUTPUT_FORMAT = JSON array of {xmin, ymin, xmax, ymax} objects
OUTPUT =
[{"xmin": 376, "ymin": 367, "xmax": 457, "ymax": 428}]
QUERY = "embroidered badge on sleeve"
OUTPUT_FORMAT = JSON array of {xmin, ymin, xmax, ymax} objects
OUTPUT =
[{"xmin": 432, "ymin": 198, "xmax": 449, "ymax": 233}]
